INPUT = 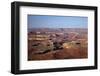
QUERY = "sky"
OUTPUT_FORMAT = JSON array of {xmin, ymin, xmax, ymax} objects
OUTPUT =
[{"xmin": 28, "ymin": 15, "xmax": 88, "ymax": 28}]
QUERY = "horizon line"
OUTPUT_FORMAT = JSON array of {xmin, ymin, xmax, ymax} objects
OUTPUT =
[{"xmin": 28, "ymin": 27, "xmax": 88, "ymax": 29}]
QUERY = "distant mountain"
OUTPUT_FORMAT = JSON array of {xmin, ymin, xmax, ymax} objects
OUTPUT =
[{"xmin": 28, "ymin": 28, "xmax": 87, "ymax": 33}]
